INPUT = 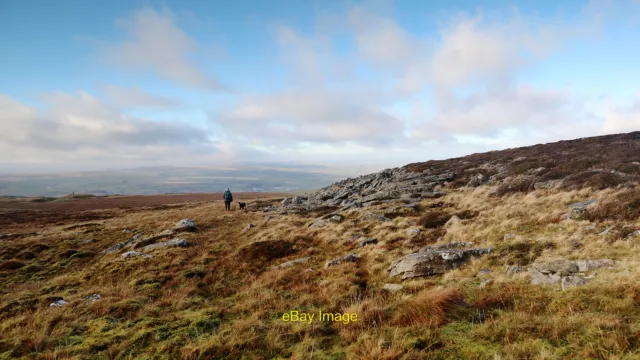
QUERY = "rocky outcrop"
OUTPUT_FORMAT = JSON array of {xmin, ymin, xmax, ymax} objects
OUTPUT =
[
  {"xmin": 527, "ymin": 259, "xmax": 614, "ymax": 289},
  {"xmin": 278, "ymin": 168, "xmax": 455, "ymax": 212},
  {"xmin": 388, "ymin": 244, "xmax": 492, "ymax": 280}
]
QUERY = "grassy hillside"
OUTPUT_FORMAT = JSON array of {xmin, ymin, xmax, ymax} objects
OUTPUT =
[{"xmin": 1, "ymin": 184, "xmax": 639, "ymax": 359}]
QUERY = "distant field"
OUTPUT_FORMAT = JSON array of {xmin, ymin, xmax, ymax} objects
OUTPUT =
[{"xmin": 0, "ymin": 192, "xmax": 290, "ymax": 212}]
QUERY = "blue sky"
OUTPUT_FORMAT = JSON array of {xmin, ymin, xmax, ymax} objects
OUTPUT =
[{"xmin": 1, "ymin": 0, "xmax": 639, "ymax": 174}]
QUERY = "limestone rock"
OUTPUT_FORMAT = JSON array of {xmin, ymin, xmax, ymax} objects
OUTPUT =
[
  {"xmin": 173, "ymin": 219, "xmax": 197, "ymax": 232},
  {"xmin": 140, "ymin": 239, "xmax": 190, "ymax": 252},
  {"xmin": 388, "ymin": 247, "xmax": 492, "ymax": 280},
  {"xmin": 325, "ymin": 253, "xmax": 360, "ymax": 269}
]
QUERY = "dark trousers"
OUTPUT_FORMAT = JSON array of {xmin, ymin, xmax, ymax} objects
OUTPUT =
[{"xmin": 224, "ymin": 201, "xmax": 231, "ymax": 211}]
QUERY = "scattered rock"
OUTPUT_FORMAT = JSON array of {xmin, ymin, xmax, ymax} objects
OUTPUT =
[
  {"xmin": 49, "ymin": 299, "xmax": 68, "ymax": 307},
  {"xmin": 573, "ymin": 259, "xmax": 614, "ymax": 272},
  {"xmin": 329, "ymin": 214, "xmax": 345, "ymax": 223},
  {"xmin": 388, "ymin": 247, "xmax": 492, "ymax": 280},
  {"xmin": 173, "ymin": 219, "xmax": 197, "ymax": 232},
  {"xmin": 444, "ymin": 215, "xmax": 461, "ymax": 228},
  {"xmin": 505, "ymin": 265, "xmax": 526, "ymax": 276},
  {"xmin": 242, "ymin": 223, "xmax": 256, "ymax": 233},
  {"xmin": 121, "ymin": 251, "xmax": 153, "ymax": 259},
  {"xmin": 561, "ymin": 276, "xmax": 588, "ymax": 290},
  {"xmin": 532, "ymin": 260, "xmax": 578, "ymax": 277},
  {"xmin": 364, "ymin": 212, "xmax": 392, "ymax": 222},
  {"xmin": 467, "ymin": 173, "xmax": 485, "ymax": 187},
  {"xmin": 102, "ymin": 242, "xmax": 124, "ymax": 254},
  {"xmin": 528, "ymin": 267, "xmax": 561, "ymax": 286},
  {"xmin": 406, "ymin": 228, "xmax": 421, "ymax": 236},
  {"xmin": 419, "ymin": 242, "xmax": 474, "ymax": 252},
  {"xmin": 568, "ymin": 199, "xmax": 597, "ymax": 220},
  {"xmin": 359, "ymin": 238, "xmax": 378, "ymax": 247},
  {"xmin": 272, "ymin": 257, "xmax": 311, "ymax": 269},
  {"xmin": 82, "ymin": 294, "xmax": 102, "ymax": 303},
  {"xmin": 382, "ymin": 283, "xmax": 403, "ymax": 292},
  {"xmin": 141, "ymin": 239, "xmax": 190, "ymax": 252},
  {"xmin": 325, "ymin": 253, "xmax": 360, "ymax": 269}
]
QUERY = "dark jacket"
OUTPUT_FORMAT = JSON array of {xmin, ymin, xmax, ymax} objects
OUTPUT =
[{"xmin": 223, "ymin": 190, "xmax": 233, "ymax": 202}]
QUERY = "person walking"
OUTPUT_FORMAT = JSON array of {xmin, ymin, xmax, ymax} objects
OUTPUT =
[{"xmin": 223, "ymin": 188, "xmax": 233, "ymax": 211}]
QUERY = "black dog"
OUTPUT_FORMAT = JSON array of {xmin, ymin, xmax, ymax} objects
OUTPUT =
[{"xmin": 238, "ymin": 201, "xmax": 246, "ymax": 209}]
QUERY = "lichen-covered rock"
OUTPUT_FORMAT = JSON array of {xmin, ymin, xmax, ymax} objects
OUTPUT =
[
  {"xmin": 388, "ymin": 247, "xmax": 492, "ymax": 280},
  {"xmin": 325, "ymin": 253, "xmax": 360, "ymax": 269},
  {"xmin": 531, "ymin": 260, "xmax": 578, "ymax": 276},
  {"xmin": 528, "ymin": 267, "xmax": 561, "ymax": 285}
]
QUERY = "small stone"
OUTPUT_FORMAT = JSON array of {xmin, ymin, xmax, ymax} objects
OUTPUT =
[
  {"xmin": 505, "ymin": 265, "xmax": 526, "ymax": 276},
  {"xmin": 82, "ymin": 294, "xmax": 102, "ymax": 303},
  {"xmin": 121, "ymin": 251, "xmax": 153, "ymax": 259},
  {"xmin": 382, "ymin": 283, "xmax": 403, "ymax": 292},
  {"xmin": 49, "ymin": 299, "xmax": 68, "ymax": 307},
  {"xmin": 329, "ymin": 214, "xmax": 345, "ymax": 223},
  {"xmin": 503, "ymin": 233, "xmax": 516, "ymax": 241},
  {"xmin": 102, "ymin": 242, "xmax": 124, "ymax": 254},
  {"xmin": 242, "ymin": 223, "xmax": 256, "ymax": 233},
  {"xmin": 325, "ymin": 253, "xmax": 360, "ymax": 268},
  {"xmin": 406, "ymin": 228, "xmax": 421, "ymax": 237},
  {"xmin": 480, "ymin": 279, "xmax": 493, "ymax": 288},
  {"xmin": 445, "ymin": 215, "xmax": 461, "ymax": 228},
  {"xmin": 272, "ymin": 257, "xmax": 311, "ymax": 269}
]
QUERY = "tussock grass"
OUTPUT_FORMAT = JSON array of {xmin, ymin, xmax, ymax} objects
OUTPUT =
[{"xmin": 1, "ymin": 188, "xmax": 640, "ymax": 358}]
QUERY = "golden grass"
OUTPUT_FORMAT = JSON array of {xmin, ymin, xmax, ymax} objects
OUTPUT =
[{"xmin": 1, "ymin": 188, "xmax": 640, "ymax": 359}]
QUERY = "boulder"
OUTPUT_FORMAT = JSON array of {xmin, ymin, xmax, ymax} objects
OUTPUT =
[
  {"xmin": 140, "ymin": 239, "xmax": 190, "ymax": 252},
  {"xmin": 573, "ymin": 259, "xmax": 614, "ymax": 272},
  {"xmin": 528, "ymin": 267, "xmax": 561, "ymax": 286},
  {"xmin": 173, "ymin": 219, "xmax": 197, "ymax": 232},
  {"xmin": 568, "ymin": 200, "xmax": 597, "ymax": 220},
  {"xmin": 325, "ymin": 253, "xmax": 360, "ymax": 269},
  {"xmin": 531, "ymin": 260, "xmax": 578, "ymax": 276},
  {"xmin": 388, "ymin": 247, "xmax": 492, "ymax": 280}
]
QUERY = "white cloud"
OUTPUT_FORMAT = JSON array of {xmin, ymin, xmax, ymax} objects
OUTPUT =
[
  {"xmin": 0, "ymin": 92, "xmax": 218, "ymax": 169},
  {"xmin": 100, "ymin": 86, "xmax": 179, "ymax": 108},
  {"xmin": 101, "ymin": 7, "xmax": 224, "ymax": 90}
]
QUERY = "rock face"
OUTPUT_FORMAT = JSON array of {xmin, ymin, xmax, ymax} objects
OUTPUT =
[
  {"xmin": 325, "ymin": 253, "xmax": 360, "ymax": 269},
  {"xmin": 388, "ymin": 245, "xmax": 492, "ymax": 280},
  {"xmin": 278, "ymin": 168, "xmax": 455, "ymax": 212},
  {"xmin": 173, "ymin": 219, "xmax": 197, "ymax": 232}
]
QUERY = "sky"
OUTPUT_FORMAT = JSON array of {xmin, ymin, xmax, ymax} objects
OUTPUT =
[{"xmin": 1, "ymin": 0, "xmax": 640, "ymax": 174}]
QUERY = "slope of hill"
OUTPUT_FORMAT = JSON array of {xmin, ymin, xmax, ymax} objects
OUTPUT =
[{"xmin": 1, "ymin": 132, "xmax": 640, "ymax": 359}]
